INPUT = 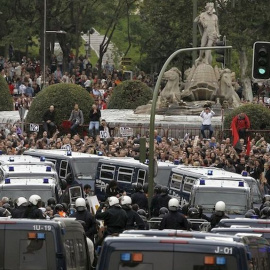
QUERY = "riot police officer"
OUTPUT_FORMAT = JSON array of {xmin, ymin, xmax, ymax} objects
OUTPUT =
[
  {"xmin": 70, "ymin": 198, "xmax": 97, "ymax": 242},
  {"xmin": 11, "ymin": 197, "xmax": 28, "ymax": 218},
  {"xmin": 131, "ymin": 183, "xmax": 148, "ymax": 211},
  {"xmin": 159, "ymin": 198, "xmax": 189, "ymax": 230},
  {"xmin": 150, "ymin": 185, "xmax": 161, "ymax": 217},
  {"xmin": 121, "ymin": 196, "xmax": 145, "ymax": 230},
  {"xmin": 24, "ymin": 195, "xmax": 46, "ymax": 219},
  {"xmin": 157, "ymin": 186, "xmax": 171, "ymax": 209},
  {"xmin": 210, "ymin": 201, "xmax": 229, "ymax": 228},
  {"xmin": 96, "ymin": 196, "xmax": 127, "ymax": 236}
]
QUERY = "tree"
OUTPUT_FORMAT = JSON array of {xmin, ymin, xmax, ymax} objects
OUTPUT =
[
  {"xmin": 26, "ymin": 84, "xmax": 94, "ymax": 126},
  {"xmin": 0, "ymin": 75, "xmax": 13, "ymax": 111},
  {"xmin": 108, "ymin": 80, "xmax": 152, "ymax": 109},
  {"xmin": 223, "ymin": 103, "xmax": 270, "ymax": 140}
]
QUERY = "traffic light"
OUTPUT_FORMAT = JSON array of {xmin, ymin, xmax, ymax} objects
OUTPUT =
[
  {"xmin": 215, "ymin": 38, "xmax": 226, "ymax": 67},
  {"xmin": 252, "ymin": 41, "xmax": 270, "ymax": 80}
]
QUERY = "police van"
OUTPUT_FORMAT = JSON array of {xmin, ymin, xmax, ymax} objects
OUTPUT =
[
  {"xmin": 0, "ymin": 156, "xmax": 81, "ymax": 205},
  {"xmin": 95, "ymin": 158, "xmax": 177, "ymax": 201},
  {"xmin": 189, "ymin": 179, "xmax": 251, "ymax": 217},
  {"xmin": 0, "ymin": 218, "xmax": 92, "ymax": 269},
  {"xmin": 24, "ymin": 149, "xmax": 109, "ymax": 189},
  {"xmin": 167, "ymin": 166, "xmax": 261, "ymax": 207},
  {"xmin": 217, "ymin": 218, "xmax": 270, "ymax": 228},
  {"xmin": 96, "ymin": 235, "xmax": 250, "ymax": 270}
]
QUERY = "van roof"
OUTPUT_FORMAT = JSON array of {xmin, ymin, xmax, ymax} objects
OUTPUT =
[
  {"xmin": 193, "ymin": 179, "xmax": 250, "ymax": 189},
  {"xmin": 0, "ymin": 177, "xmax": 57, "ymax": 186},
  {"xmin": 0, "ymin": 217, "xmax": 84, "ymax": 233},
  {"xmin": 0, "ymin": 164, "xmax": 58, "ymax": 177},
  {"xmin": 172, "ymin": 166, "xmax": 254, "ymax": 181},
  {"xmin": 24, "ymin": 149, "xmax": 110, "ymax": 160},
  {"xmin": 99, "ymin": 158, "xmax": 149, "ymax": 168}
]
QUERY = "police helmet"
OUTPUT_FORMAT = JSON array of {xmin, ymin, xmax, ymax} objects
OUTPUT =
[
  {"xmin": 133, "ymin": 183, "xmax": 143, "ymax": 192},
  {"xmin": 0, "ymin": 207, "xmax": 8, "ymax": 217},
  {"xmin": 143, "ymin": 183, "xmax": 148, "ymax": 193},
  {"xmin": 121, "ymin": 196, "xmax": 132, "ymax": 206},
  {"xmin": 137, "ymin": 209, "xmax": 147, "ymax": 217},
  {"xmin": 215, "ymin": 201, "xmax": 226, "ymax": 212},
  {"xmin": 55, "ymin": 204, "xmax": 64, "ymax": 212},
  {"xmin": 108, "ymin": 196, "xmax": 119, "ymax": 207},
  {"xmin": 160, "ymin": 186, "xmax": 169, "ymax": 196},
  {"xmin": 260, "ymin": 207, "xmax": 270, "ymax": 219},
  {"xmin": 168, "ymin": 198, "xmax": 179, "ymax": 211},
  {"xmin": 245, "ymin": 209, "xmax": 257, "ymax": 218},
  {"xmin": 187, "ymin": 207, "xmax": 200, "ymax": 219},
  {"xmin": 263, "ymin": 201, "xmax": 270, "ymax": 208},
  {"xmin": 47, "ymin": 197, "xmax": 56, "ymax": 206},
  {"xmin": 263, "ymin": 194, "xmax": 270, "ymax": 203},
  {"xmin": 29, "ymin": 195, "xmax": 42, "ymax": 206},
  {"xmin": 16, "ymin": 197, "xmax": 28, "ymax": 207},
  {"xmin": 75, "ymin": 198, "xmax": 86, "ymax": 211},
  {"xmin": 159, "ymin": 207, "xmax": 169, "ymax": 216},
  {"xmin": 154, "ymin": 185, "xmax": 162, "ymax": 194}
]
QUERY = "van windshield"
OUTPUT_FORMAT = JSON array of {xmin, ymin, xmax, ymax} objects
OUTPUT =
[
  {"xmin": 107, "ymin": 251, "xmax": 238, "ymax": 270},
  {"xmin": 194, "ymin": 191, "xmax": 248, "ymax": 214},
  {"xmin": 73, "ymin": 160, "xmax": 98, "ymax": 179},
  {"xmin": 0, "ymin": 187, "xmax": 54, "ymax": 202}
]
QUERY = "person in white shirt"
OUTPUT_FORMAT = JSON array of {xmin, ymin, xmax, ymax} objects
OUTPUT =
[{"xmin": 200, "ymin": 107, "xmax": 215, "ymax": 139}]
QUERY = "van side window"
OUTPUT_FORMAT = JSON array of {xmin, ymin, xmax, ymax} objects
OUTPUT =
[
  {"xmin": 100, "ymin": 165, "xmax": 115, "ymax": 180},
  {"xmin": 170, "ymin": 174, "xmax": 183, "ymax": 191},
  {"xmin": 64, "ymin": 239, "xmax": 77, "ymax": 269},
  {"xmin": 117, "ymin": 167, "xmax": 133, "ymax": 183},
  {"xmin": 60, "ymin": 160, "xmax": 71, "ymax": 179},
  {"xmin": 137, "ymin": 169, "xmax": 146, "ymax": 185},
  {"xmin": 183, "ymin": 177, "xmax": 195, "ymax": 193}
]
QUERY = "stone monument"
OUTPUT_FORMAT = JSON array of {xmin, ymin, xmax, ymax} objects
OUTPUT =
[{"xmin": 134, "ymin": 2, "xmax": 240, "ymax": 115}]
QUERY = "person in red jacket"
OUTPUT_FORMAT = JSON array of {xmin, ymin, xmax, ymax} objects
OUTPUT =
[{"xmin": 231, "ymin": 112, "xmax": 250, "ymax": 147}]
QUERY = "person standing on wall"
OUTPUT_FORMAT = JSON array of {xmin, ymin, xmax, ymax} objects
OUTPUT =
[
  {"xmin": 200, "ymin": 106, "xmax": 215, "ymax": 139},
  {"xmin": 68, "ymin": 103, "xmax": 84, "ymax": 136},
  {"xmin": 88, "ymin": 104, "xmax": 101, "ymax": 138}
]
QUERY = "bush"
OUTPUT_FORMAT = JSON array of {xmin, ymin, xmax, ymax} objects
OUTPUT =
[
  {"xmin": 108, "ymin": 80, "xmax": 152, "ymax": 109},
  {"xmin": 26, "ymin": 84, "xmax": 94, "ymax": 126},
  {"xmin": 223, "ymin": 103, "xmax": 270, "ymax": 139},
  {"xmin": 0, "ymin": 75, "xmax": 13, "ymax": 111}
]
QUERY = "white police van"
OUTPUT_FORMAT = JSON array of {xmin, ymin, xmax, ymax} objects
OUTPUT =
[
  {"xmin": 0, "ymin": 155, "xmax": 80, "ymax": 204},
  {"xmin": 24, "ymin": 149, "xmax": 109, "ymax": 189},
  {"xmin": 189, "ymin": 179, "xmax": 252, "ymax": 217},
  {"xmin": 167, "ymin": 166, "xmax": 261, "ymax": 207}
]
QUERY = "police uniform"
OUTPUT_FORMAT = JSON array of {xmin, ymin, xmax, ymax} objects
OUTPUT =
[
  {"xmin": 96, "ymin": 205, "xmax": 127, "ymax": 235},
  {"xmin": 24, "ymin": 205, "xmax": 45, "ymax": 219},
  {"xmin": 131, "ymin": 191, "xmax": 148, "ymax": 211},
  {"xmin": 122, "ymin": 204, "xmax": 145, "ymax": 230},
  {"xmin": 159, "ymin": 211, "xmax": 189, "ymax": 230},
  {"xmin": 70, "ymin": 210, "xmax": 97, "ymax": 241},
  {"xmin": 11, "ymin": 206, "xmax": 27, "ymax": 218}
]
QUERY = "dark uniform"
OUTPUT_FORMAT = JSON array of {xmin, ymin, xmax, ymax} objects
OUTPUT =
[
  {"xmin": 70, "ymin": 210, "xmax": 97, "ymax": 241},
  {"xmin": 150, "ymin": 194, "xmax": 160, "ymax": 217},
  {"xmin": 210, "ymin": 212, "xmax": 229, "ymax": 228},
  {"xmin": 122, "ymin": 204, "xmax": 145, "ymax": 230},
  {"xmin": 96, "ymin": 205, "xmax": 127, "ymax": 235},
  {"xmin": 159, "ymin": 211, "xmax": 189, "ymax": 230},
  {"xmin": 11, "ymin": 206, "xmax": 27, "ymax": 218},
  {"xmin": 24, "ymin": 205, "xmax": 45, "ymax": 219},
  {"xmin": 131, "ymin": 191, "xmax": 148, "ymax": 211}
]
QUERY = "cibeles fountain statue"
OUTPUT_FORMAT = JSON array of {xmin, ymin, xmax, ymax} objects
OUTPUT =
[{"xmin": 135, "ymin": 2, "xmax": 240, "ymax": 115}]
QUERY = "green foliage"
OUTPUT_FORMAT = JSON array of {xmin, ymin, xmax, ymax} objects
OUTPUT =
[
  {"xmin": 108, "ymin": 80, "xmax": 152, "ymax": 109},
  {"xmin": 26, "ymin": 84, "xmax": 94, "ymax": 126},
  {"xmin": 0, "ymin": 75, "xmax": 13, "ymax": 111},
  {"xmin": 224, "ymin": 104, "xmax": 270, "ymax": 139}
]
